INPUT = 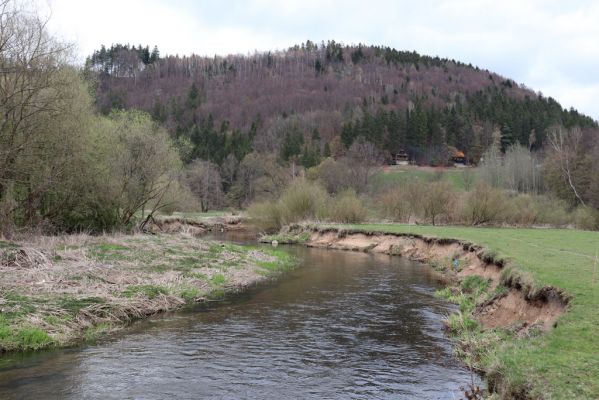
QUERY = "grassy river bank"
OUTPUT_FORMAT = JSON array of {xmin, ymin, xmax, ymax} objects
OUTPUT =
[
  {"xmin": 0, "ymin": 231, "xmax": 293, "ymax": 353},
  {"xmin": 264, "ymin": 223, "xmax": 599, "ymax": 399}
]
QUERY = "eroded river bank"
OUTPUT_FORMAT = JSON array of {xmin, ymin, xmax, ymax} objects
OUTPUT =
[{"xmin": 0, "ymin": 234, "xmax": 478, "ymax": 399}]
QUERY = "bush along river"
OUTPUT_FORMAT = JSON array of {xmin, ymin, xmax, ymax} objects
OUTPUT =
[{"xmin": 0, "ymin": 234, "xmax": 480, "ymax": 399}]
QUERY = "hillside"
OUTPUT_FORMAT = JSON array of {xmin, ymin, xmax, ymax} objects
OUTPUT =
[{"xmin": 86, "ymin": 41, "xmax": 597, "ymax": 166}]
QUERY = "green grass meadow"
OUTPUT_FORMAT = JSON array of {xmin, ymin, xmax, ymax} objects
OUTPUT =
[{"xmin": 371, "ymin": 167, "xmax": 469, "ymax": 190}]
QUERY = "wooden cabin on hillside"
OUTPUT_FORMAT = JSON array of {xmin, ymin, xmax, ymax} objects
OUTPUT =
[
  {"xmin": 393, "ymin": 151, "xmax": 410, "ymax": 165},
  {"xmin": 451, "ymin": 150, "xmax": 466, "ymax": 166}
]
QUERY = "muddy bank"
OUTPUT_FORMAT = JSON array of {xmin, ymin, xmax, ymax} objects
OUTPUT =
[
  {"xmin": 0, "ymin": 232, "xmax": 290, "ymax": 353},
  {"xmin": 282, "ymin": 224, "xmax": 568, "ymax": 334}
]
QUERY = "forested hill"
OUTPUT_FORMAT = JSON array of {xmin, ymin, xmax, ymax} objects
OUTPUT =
[{"xmin": 86, "ymin": 41, "xmax": 597, "ymax": 166}]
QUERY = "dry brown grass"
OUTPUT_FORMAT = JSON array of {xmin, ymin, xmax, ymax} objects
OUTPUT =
[{"xmin": 0, "ymin": 232, "xmax": 289, "ymax": 352}]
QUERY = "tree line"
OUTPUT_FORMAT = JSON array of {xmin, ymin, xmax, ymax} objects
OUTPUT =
[
  {"xmin": 81, "ymin": 37, "xmax": 599, "ymax": 219},
  {"xmin": 0, "ymin": 1, "xmax": 183, "ymax": 235},
  {"xmin": 2, "ymin": 0, "xmax": 598, "ymax": 236},
  {"xmin": 86, "ymin": 38, "xmax": 597, "ymax": 168}
]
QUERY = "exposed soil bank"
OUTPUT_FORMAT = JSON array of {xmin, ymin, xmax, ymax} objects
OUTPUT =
[
  {"xmin": 270, "ymin": 224, "xmax": 573, "ymax": 398},
  {"xmin": 285, "ymin": 224, "xmax": 568, "ymax": 332},
  {"xmin": 0, "ymin": 232, "xmax": 290, "ymax": 353}
]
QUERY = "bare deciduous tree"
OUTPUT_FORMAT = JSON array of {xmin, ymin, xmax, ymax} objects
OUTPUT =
[
  {"xmin": 0, "ymin": 0, "xmax": 73, "ymax": 231},
  {"xmin": 230, "ymin": 152, "xmax": 286, "ymax": 206},
  {"xmin": 462, "ymin": 167, "xmax": 475, "ymax": 191},
  {"xmin": 342, "ymin": 139, "xmax": 383, "ymax": 193},
  {"xmin": 478, "ymin": 144, "xmax": 504, "ymax": 188},
  {"xmin": 185, "ymin": 160, "xmax": 224, "ymax": 212},
  {"xmin": 221, "ymin": 153, "xmax": 239, "ymax": 192},
  {"xmin": 422, "ymin": 181, "xmax": 454, "ymax": 225},
  {"xmin": 504, "ymin": 144, "xmax": 541, "ymax": 194},
  {"xmin": 313, "ymin": 157, "xmax": 352, "ymax": 194},
  {"xmin": 547, "ymin": 125, "xmax": 586, "ymax": 206}
]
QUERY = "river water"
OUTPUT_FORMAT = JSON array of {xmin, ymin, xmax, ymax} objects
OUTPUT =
[{"xmin": 0, "ymin": 238, "xmax": 478, "ymax": 399}]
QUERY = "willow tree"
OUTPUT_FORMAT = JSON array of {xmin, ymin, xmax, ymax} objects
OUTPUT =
[{"xmin": 103, "ymin": 110, "xmax": 181, "ymax": 228}]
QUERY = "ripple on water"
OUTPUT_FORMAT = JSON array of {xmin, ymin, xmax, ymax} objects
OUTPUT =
[{"xmin": 0, "ymin": 244, "xmax": 480, "ymax": 399}]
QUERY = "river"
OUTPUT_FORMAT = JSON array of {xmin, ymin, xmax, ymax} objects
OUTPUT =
[{"xmin": 0, "ymin": 236, "xmax": 478, "ymax": 399}]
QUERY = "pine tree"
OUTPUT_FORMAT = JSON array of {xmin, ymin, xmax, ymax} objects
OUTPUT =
[
  {"xmin": 187, "ymin": 83, "xmax": 200, "ymax": 109},
  {"xmin": 323, "ymin": 142, "xmax": 332, "ymax": 158},
  {"xmin": 409, "ymin": 102, "xmax": 428, "ymax": 150},
  {"xmin": 311, "ymin": 128, "xmax": 321, "ymax": 142},
  {"xmin": 280, "ymin": 129, "xmax": 304, "ymax": 161},
  {"xmin": 500, "ymin": 124, "xmax": 514, "ymax": 152},
  {"xmin": 150, "ymin": 46, "xmax": 160, "ymax": 63},
  {"xmin": 341, "ymin": 122, "xmax": 355, "ymax": 148}
]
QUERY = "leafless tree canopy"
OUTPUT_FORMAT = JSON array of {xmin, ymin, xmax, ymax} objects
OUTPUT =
[
  {"xmin": 0, "ymin": 0, "xmax": 71, "ymax": 181},
  {"xmin": 341, "ymin": 140, "xmax": 383, "ymax": 192},
  {"xmin": 546, "ymin": 125, "xmax": 586, "ymax": 206},
  {"xmin": 185, "ymin": 159, "xmax": 224, "ymax": 212}
]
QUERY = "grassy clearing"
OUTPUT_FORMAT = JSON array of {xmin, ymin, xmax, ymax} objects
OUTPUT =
[
  {"xmin": 372, "ymin": 166, "xmax": 468, "ymax": 190},
  {"xmin": 327, "ymin": 222, "xmax": 599, "ymax": 399},
  {"xmin": 0, "ymin": 233, "xmax": 292, "ymax": 353}
]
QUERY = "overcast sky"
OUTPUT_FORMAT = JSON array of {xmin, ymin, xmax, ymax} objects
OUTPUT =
[{"xmin": 41, "ymin": 0, "xmax": 599, "ymax": 121}]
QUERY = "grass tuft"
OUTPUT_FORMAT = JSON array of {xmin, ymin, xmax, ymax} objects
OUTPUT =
[{"xmin": 122, "ymin": 285, "xmax": 169, "ymax": 299}]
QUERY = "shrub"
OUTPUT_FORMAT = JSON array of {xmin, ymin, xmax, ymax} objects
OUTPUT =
[
  {"xmin": 535, "ymin": 196, "xmax": 571, "ymax": 226},
  {"xmin": 329, "ymin": 190, "xmax": 367, "ymax": 223},
  {"xmin": 422, "ymin": 181, "xmax": 455, "ymax": 225},
  {"xmin": 158, "ymin": 179, "xmax": 198, "ymax": 215},
  {"xmin": 573, "ymin": 206, "xmax": 599, "ymax": 231},
  {"xmin": 248, "ymin": 179, "xmax": 330, "ymax": 231},
  {"xmin": 504, "ymin": 194, "xmax": 539, "ymax": 225},
  {"xmin": 313, "ymin": 157, "xmax": 352, "ymax": 194},
  {"xmin": 462, "ymin": 182, "xmax": 505, "ymax": 225},
  {"xmin": 247, "ymin": 201, "xmax": 283, "ymax": 232},
  {"xmin": 462, "ymin": 168, "xmax": 476, "ymax": 191},
  {"xmin": 378, "ymin": 180, "xmax": 425, "ymax": 222},
  {"xmin": 378, "ymin": 187, "xmax": 411, "ymax": 222},
  {"xmin": 279, "ymin": 179, "xmax": 329, "ymax": 224},
  {"xmin": 404, "ymin": 181, "xmax": 425, "ymax": 221}
]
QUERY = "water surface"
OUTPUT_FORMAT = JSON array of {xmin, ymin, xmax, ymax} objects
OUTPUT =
[{"xmin": 0, "ymin": 240, "xmax": 477, "ymax": 399}]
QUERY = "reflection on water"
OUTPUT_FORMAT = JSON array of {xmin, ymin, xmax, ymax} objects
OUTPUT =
[{"xmin": 0, "ymin": 239, "xmax": 478, "ymax": 399}]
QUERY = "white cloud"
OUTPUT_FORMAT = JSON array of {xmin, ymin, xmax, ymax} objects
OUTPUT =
[{"xmin": 38, "ymin": 0, "xmax": 599, "ymax": 120}]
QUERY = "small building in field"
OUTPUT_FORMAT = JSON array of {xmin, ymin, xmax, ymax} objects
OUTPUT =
[
  {"xmin": 451, "ymin": 150, "xmax": 466, "ymax": 166},
  {"xmin": 393, "ymin": 151, "xmax": 410, "ymax": 165}
]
